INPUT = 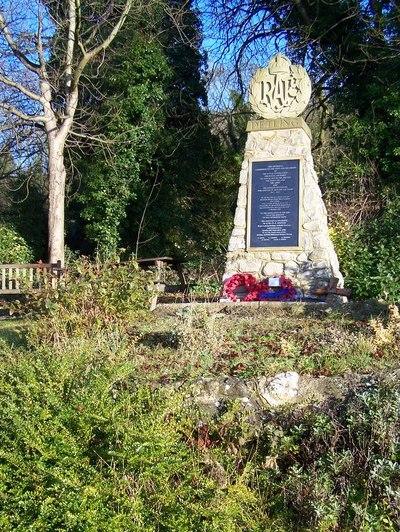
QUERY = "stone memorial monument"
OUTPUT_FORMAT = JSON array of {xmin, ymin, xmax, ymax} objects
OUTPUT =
[{"xmin": 223, "ymin": 53, "xmax": 344, "ymax": 299}]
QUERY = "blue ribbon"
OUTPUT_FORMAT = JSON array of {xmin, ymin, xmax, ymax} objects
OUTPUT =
[{"xmin": 259, "ymin": 288, "xmax": 291, "ymax": 300}]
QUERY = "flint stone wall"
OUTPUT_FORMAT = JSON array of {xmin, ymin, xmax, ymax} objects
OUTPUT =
[{"xmin": 224, "ymin": 125, "xmax": 343, "ymax": 293}]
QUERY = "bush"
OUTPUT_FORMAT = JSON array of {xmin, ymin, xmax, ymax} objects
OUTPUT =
[
  {"xmin": 0, "ymin": 338, "xmax": 265, "ymax": 531},
  {"xmin": 202, "ymin": 382, "xmax": 400, "ymax": 531},
  {"xmin": 0, "ymin": 223, "xmax": 33, "ymax": 263},
  {"xmin": 24, "ymin": 258, "xmax": 153, "ymax": 344},
  {"xmin": 0, "ymin": 305, "xmax": 399, "ymax": 529},
  {"xmin": 331, "ymin": 199, "xmax": 400, "ymax": 302},
  {"xmin": 2, "ymin": 330, "xmax": 398, "ymax": 531}
]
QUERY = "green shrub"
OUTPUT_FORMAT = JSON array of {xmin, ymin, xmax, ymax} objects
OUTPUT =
[
  {"xmin": 0, "ymin": 223, "xmax": 33, "ymax": 263},
  {"xmin": 0, "ymin": 338, "xmax": 265, "ymax": 531},
  {"xmin": 331, "ymin": 198, "xmax": 400, "ymax": 302},
  {"xmin": 24, "ymin": 258, "xmax": 154, "ymax": 344},
  {"xmin": 203, "ymin": 383, "xmax": 400, "ymax": 531}
]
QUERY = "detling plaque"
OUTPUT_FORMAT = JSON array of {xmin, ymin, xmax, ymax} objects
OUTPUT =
[{"xmin": 248, "ymin": 159, "xmax": 300, "ymax": 248}]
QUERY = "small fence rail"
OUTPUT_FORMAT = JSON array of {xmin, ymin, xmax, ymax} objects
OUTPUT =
[{"xmin": 0, "ymin": 261, "xmax": 63, "ymax": 295}]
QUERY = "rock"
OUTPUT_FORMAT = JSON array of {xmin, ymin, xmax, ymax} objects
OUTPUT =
[
  {"xmin": 228, "ymin": 236, "xmax": 245, "ymax": 252},
  {"xmin": 309, "ymin": 249, "xmax": 330, "ymax": 262},
  {"xmin": 297, "ymin": 252, "xmax": 309, "ymax": 262},
  {"xmin": 303, "ymin": 186, "xmax": 317, "ymax": 205},
  {"xmin": 190, "ymin": 378, "xmax": 222, "ymax": 414},
  {"xmin": 238, "ymin": 259, "xmax": 262, "ymax": 273},
  {"xmin": 312, "ymin": 233, "xmax": 330, "ymax": 249},
  {"xmin": 284, "ymin": 260, "xmax": 299, "ymax": 274},
  {"xmin": 190, "ymin": 376, "xmax": 260, "ymax": 416},
  {"xmin": 232, "ymin": 227, "xmax": 245, "ymax": 237},
  {"xmin": 239, "ymin": 162, "xmax": 249, "ymax": 184},
  {"xmin": 237, "ymin": 185, "xmax": 247, "ymax": 206},
  {"xmin": 233, "ymin": 206, "xmax": 246, "ymax": 227},
  {"xmin": 262, "ymin": 262, "xmax": 284, "ymax": 276},
  {"xmin": 303, "ymin": 220, "xmax": 321, "ymax": 231},
  {"xmin": 257, "ymin": 372, "xmax": 300, "ymax": 406},
  {"xmin": 271, "ymin": 251, "xmax": 296, "ymax": 261}
]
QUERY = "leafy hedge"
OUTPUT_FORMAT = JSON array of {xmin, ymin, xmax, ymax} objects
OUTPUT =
[
  {"xmin": 0, "ymin": 223, "xmax": 33, "ymax": 263},
  {"xmin": 0, "ymin": 338, "xmax": 263, "ymax": 531},
  {"xmin": 331, "ymin": 198, "xmax": 400, "ymax": 302}
]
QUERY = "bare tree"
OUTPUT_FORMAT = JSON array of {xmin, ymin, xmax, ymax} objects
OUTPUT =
[{"xmin": 0, "ymin": 0, "xmax": 141, "ymax": 265}]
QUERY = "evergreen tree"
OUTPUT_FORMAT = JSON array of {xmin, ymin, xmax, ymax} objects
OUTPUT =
[{"xmin": 69, "ymin": 0, "xmax": 220, "ymax": 259}]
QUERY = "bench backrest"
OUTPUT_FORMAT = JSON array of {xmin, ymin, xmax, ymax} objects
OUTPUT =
[{"xmin": 0, "ymin": 263, "xmax": 62, "ymax": 294}]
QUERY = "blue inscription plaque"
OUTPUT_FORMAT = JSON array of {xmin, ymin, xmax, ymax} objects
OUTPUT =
[{"xmin": 249, "ymin": 159, "xmax": 300, "ymax": 248}]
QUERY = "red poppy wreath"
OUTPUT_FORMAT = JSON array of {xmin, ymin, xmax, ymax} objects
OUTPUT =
[{"xmin": 224, "ymin": 273, "xmax": 296, "ymax": 302}]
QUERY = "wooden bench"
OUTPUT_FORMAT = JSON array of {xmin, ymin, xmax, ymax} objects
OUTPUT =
[
  {"xmin": 137, "ymin": 257, "xmax": 187, "ymax": 309},
  {"xmin": 0, "ymin": 261, "xmax": 64, "ymax": 295}
]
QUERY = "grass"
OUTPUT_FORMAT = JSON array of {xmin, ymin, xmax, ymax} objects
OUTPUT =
[
  {"xmin": 128, "ymin": 303, "xmax": 400, "ymax": 384},
  {"xmin": 1, "ymin": 303, "xmax": 399, "ymax": 385},
  {"xmin": 0, "ymin": 319, "xmax": 27, "ymax": 348}
]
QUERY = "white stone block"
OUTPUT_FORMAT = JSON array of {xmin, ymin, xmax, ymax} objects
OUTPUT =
[
  {"xmin": 297, "ymin": 252, "xmax": 309, "ymax": 262},
  {"xmin": 234, "ymin": 206, "xmax": 246, "ymax": 227},
  {"xmin": 284, "ymin": 260, "xmax": 299, "ymax": 273},
  {"xmin": 312, "ymin": 233, "xmax": 331, "ymax": 249},
  {"xmin": 262, "ymin": 262, "xmax": 284, "ymax": 276},
  {"xmin": 303, "ymin": 220, "xmax": 321, "ymax": 231},
  {"xmin": 238, "ymin": 259, "xmax": 262, "ymax": 273},
  {"xmin": 239, "ymin": 168, "xmax": 249, "ymax": 184},
  {"xmin": 309, "ymin": 249, "xmax": 330, "ymax": 262},
  {"xmin": 271, "ymin": 251, "xmax": 296, "ymax": 261},
  {"xmin": 237, "ymin": 185, "xmax": 247, "ymax": 206},
  {"xmin": 232, "ymin": 227, "xmax": 245, "ymax": 237},
  {"xmin": 228, "ymin": 236, "xmax": 245, "ymax": 252}
]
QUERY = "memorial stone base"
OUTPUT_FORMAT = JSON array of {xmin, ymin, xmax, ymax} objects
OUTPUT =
[{"xmin": 223, "ymin": 118, "xmax": 344, "ymax": 297}]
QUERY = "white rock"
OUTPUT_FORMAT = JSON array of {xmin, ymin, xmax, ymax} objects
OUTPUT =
[
  {"xmin": 238, "ymin": 259, "xmax": 262, "ymax": 273},
  {"xmin": 271, "ymin": 251, "xmax": 296, "ymax": 261},
  {"xmin": 303, "ymin": 221, "xmax": 321, "ymax": 231},
  {"xmin": 297, "ymin": 252, "xmax": 309, "ymax": 262},
  {"xmin": 312, "ymin": 233, "xmax": 330, "ymax": 249},
  {"xmin": 228, "ymin": 236, "xmax": 245, "ymax": 252},
  {"xmin": 234, "ymin": 206, "xmax": 246, "ymax": 227},
  {"xmin": 284, "ymin": 260, "xmax": 299, "ymax": 273},
  {"xmin": 262, "ymin": 262, "xmax": 284, "ymax": 276},
  {"xmin": 237, "ymin": 185, "xmax": 248, "ymax": 206},
  {"xmin": 309, "ymin": 249, "xmax": 330, "ymax": 262},
  {"xmin": 258, "ymin": 372, "xmax": 300, "ymax": 406},
  {"xmin": 232, "ymin": 227, "xmax": 245, "ymax": 237}
]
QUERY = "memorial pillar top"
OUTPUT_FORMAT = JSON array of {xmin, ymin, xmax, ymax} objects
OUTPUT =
[
  {"xmin": 249, "ymin": 53, "xmax": 312, "ymax": 119},
  {"xmin": 246, "ymin": 117, "xmax": 312, "ymax": 140}
]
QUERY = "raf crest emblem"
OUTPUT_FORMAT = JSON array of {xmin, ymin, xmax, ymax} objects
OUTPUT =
[{"xmin": 249, "ymin": 54, "xmax": 312, "ymax": 119}]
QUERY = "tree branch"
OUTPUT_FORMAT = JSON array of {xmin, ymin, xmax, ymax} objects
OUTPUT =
[
  {"xmin": 0, "ymin": 102, "xmax": 45, "ymax": 122},
  {"xmin": 59, "ymin": 0, "xmax": 133, "ymax": 139},
  {"xmin": 0, "ymin": 73, "xmax": 44, "ymax": 103},
  {"xmin": 36, "ymin": 6, "xmax": 49, "ymax": 80},
  {"xmin": 65, "ymin": 0, "xmax": 77, "ymax": 90},
  {"xmin": 71, "ymin": 0, "xmax": 133, "ymax": 91},
  {"xmin": 0, "ymin": 13, "xmax": 41, "ymax": 74}
]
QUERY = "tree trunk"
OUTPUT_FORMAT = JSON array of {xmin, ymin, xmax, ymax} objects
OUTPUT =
[{"xmin": 47, "ymin": 137, "xmax": 66, "ymax": 266}]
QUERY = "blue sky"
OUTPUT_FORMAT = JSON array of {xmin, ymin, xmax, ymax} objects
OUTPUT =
[{"xmin": 195, "ymin": 0, "xmax": 281, "ymax": 109}]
